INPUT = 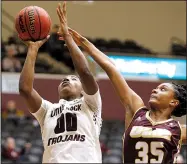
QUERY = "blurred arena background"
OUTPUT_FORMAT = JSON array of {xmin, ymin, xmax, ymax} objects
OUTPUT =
[{"xmin": 1, "ymin": 1, "xmax": 186, "ymax": 163}]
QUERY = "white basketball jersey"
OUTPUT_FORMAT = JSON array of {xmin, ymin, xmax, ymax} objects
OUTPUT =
[{"xmin": 31, "ymin": 90, "xmax": 102, "ymax": 163}]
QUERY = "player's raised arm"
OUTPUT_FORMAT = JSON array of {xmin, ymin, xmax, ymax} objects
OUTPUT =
[
  {"xmin": 56, "ymin": 2, "xmax": 98, "ymax": 95},
  {"xmin": 181, "ymin": 124, "xmax": 187, "ymax": 144},
  {"xmin": 69, "ymin": 28, "xmax": 144, "ymax": 115},
  {"xmin": 19, "ymin": 36, "xmax": 50, "ymax": 113}
]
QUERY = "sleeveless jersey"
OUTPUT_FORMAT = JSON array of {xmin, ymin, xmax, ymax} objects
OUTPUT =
[
  {"xmin": 31, "ymin": 90, "xmax": 102, "ymax": 163},
  {"xmin": 123, "ymin": 107, "xmax": 182, "ymax": 164}
]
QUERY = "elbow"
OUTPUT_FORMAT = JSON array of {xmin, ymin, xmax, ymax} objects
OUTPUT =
[
  {"xmin": 79, "ymin": 67, "xmax": 92, "ymax": 77},
  {"xmin": 19, "ymin": 87, "xmax": 27, "ymax": 96},
  {"xmin": 19, "ymin": 82, "xmax": 32, "ymax": 96}
]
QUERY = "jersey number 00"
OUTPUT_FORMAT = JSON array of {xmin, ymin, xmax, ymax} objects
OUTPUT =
[{"xmin": 54, "ymin": 113, "xmax": 77, "ymax": 134}]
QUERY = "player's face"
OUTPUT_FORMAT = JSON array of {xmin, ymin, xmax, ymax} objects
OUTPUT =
[
  {"xmin": 58, "ymin": 75, "xmax": 82, "ymax": 99},
  {"xmin": 148, "ymin": 83, "xmax": 178, "ymax": 110}
]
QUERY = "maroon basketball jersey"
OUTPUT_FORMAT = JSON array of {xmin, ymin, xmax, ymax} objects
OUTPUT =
[{"xmin": 123, "ymin": 107, "xmax": 182, "ymax": 164}]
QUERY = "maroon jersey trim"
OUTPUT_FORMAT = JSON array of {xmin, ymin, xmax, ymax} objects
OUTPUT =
[
  {"xmin": 145, "ymin": 111, "xmax": 174, "ymax": 126},
  {"xmin": 177, "ymin": 121, "xmax": 183, "ymax": 148},
  {"xmin": 173, "ymin": 122, "xmax": 183, "ymax": 164},
  {"xmin": 178, "ymin": 122, "xmax": 184, "ymax": 143}
]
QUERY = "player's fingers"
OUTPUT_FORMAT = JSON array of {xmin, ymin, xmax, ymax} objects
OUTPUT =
[
  {"xmin": 58, "ymin": 3, "xmax": 64, "ymax": 19},
  {"xmin": 68, "ymin": 28, "xmax": 81, "ymax": 39},
  {"xmin": 68, "ymin": 28, "xmax": 79, "ymax": 36},
  {"xmin": 70, "ymin": 35, "xmax": 81, "ymax": 46},
  {"xmin": 74, "ymin": 39, "xmax": 81, "ymax": 46},
  {"xmin": 39, "ymin": 35, "xmax": 50, "ymax": 45},
  {"xmin": 69, "ymin": 31, "xmax": 79, "ymax": 44},
  {"xmin": 63, "ymin": 1, "xmax": 67, "ymax": 19},
  {"xmin": 42, "ymin": 35, "xmax": 50, "ymax": 43},
  {"xmin": 57, "ymin": 4, "xmax": 65, "ymax": 21},
  {"xmin": 57, "ymin": 8, "xmax": 64, "ymax": 23},
  {"xmin": 56, "ymin": 8, "xmax": 61, "ymax": 20},
  {"xmin": 46, "ymin": 35, "xmax": 50, "ymax": 40},
  {"xmin": 68, "ymin": 28, "xmax": 77, "ymax": 36},
  {"xmin": 69, "ymin": 31, "xmax": 73, "ymax": 36},
  {"xmin": 57, "ymin": 31, "xmax": 63, "ymax": 36}
]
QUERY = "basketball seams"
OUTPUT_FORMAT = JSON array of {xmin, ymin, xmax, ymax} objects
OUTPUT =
[
  {"xmin": 15, "ymin": 14, "xmax": 19, "ymax": 34},
  {"xmin": 34, "ymin": 6, "xmax": 41, "ymax": 41},
  {"xmin": 46, "ymin": 14, "xmax": 51, "ymax": 40},
  {"xmin": 15, "ymin": 15, "xmax": 22, "ymax": 40},
  {"xmin": 24, "ymin": 7, "xmax": 35, "ymax": 41},
  {"xmin": 15, "ymin": 8, "xmax": 29, "ymax": 41},
  {"xmin": 16, "ymin": 6, "xmax": 51, "ymax": 41}
]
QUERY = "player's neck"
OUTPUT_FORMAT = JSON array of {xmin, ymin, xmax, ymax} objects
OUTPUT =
[
  {"xmin": 60, "ymin": 95, "xmax": 81, "ymax": 101},
  {"xmin": 149, "ymin": 109, "xmax": 171, "ymax": 122}
]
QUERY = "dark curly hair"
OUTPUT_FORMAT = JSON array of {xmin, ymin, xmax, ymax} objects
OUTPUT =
[{"xmin": 171, "ymin": 82, "xmax": 187, "ymax": 117}]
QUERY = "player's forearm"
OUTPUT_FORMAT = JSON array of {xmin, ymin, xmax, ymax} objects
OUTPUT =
[
  {"xmin": 81, "ymin": 41, "xmax": 116, "ymax": 76},
  {"xmin": 64, "ymin": 34, "xmax": 90, "ymax": 74},
  {"xmin": 80, "ymin": 40, "xmax": 138, "ymax": 107},
  {"xmin": 19, "ymin": 46, "xmax": 38, "ymax": 94},
  {"xmin": 64, "ymin": 34, "xmax": 98, "ymax": 94}
]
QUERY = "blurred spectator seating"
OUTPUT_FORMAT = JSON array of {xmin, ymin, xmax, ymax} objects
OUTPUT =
[
  {"xmin": 176, "ymin": 153, "xmax": 185, "ymax": 164},
  {"xmin": 93, "ymin": 38, "xmax": 109, "ymax": 51},
  {"xmin": 2, "ymin": 33, "xmax": 186, "ymax": 75},
  {"xmin": 2, "ymin": 136, "xmax": 32, "ymax": 163},
  {"xmin": 170, "ymin": 37, "xmax": 186, "ymax": 57},
  {"xmin": 2, "ymin": 116, "xmax": 186, "ymax": 163},
  {"xmin": 2, "ymin": 33, "xmax": 74, "ymax": 74},
  {"xmin": 2, "ymin": 44, "xmax": 22, "ymax": 72},
  {"xmin": 107, "ymin": 39, "xmax": 123, "ymax": 52},
  {"xmin": 2, "ymin": 100, "xmax": 24, "ymax": 126},
  {"xmin": 46, "ymin": 24, "xmax": 74, "ymax": 71},
  {"xmin": 33, "ymin": 52, "xmax": 72, "ymax": 74},
  {"xmin": 2, "ymin": 40, "xmax": 6, "ymax": 59}
]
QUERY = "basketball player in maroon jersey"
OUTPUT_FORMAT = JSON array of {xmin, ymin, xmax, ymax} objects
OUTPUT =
[{"xmin": 61, "ymin": 28, "xmax": 187, "ymax": 163}]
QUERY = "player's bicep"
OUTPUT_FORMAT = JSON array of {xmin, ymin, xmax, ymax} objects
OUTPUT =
[
  {"xmin": 79, "ymin": 71, "xmax": 99, "ymax": 95},
  {"xmin": 83, "ymin": 89, "xmax": 102, "ymax": 112},
  {"xmin": 31, "ymin": 98, "xmax": 52, "ymax": 129},
  {"xmin": 130, "ymin": 91, "xmax": 145, "ymax": 114},
  {"xmin": 108, "ymin": 65, "xmax": 144, "ymax": 114},
  {"xmin": 21, "ymin": 89, "xmax": 42, "ymax": 113}
]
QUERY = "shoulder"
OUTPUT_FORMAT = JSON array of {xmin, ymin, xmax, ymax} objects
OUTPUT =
[
  {"xmin": 165, "ymin": 120, "xmax": 182, "ymax": 137},
  {"xmin": 132, "ymin": 106, "xmax": 148, "ymax": 118},
  {"xmin": 171, "ymin": 120, "xmax": 182, "ymax": 129},
  {"xmin": 82, "ymin": 90, "xmax": 102, "ymax": 108},
  {"xmin": 82, "ymin": 89, "xmax": 101, "ymax": 99},
  {"xmin": 126, "ymin": 106, "xmax": 148, "ymax": 127},
  {"xmin": 175, "ymin": 121, "xmax": 184, "ymax": 134},
  {"xmin": 41, "ymin": 99, "xmax": 57, "ymax": 109},
  {"xmin": 180, "ymin": 124, "xmax": 187, "ymax": 144}
]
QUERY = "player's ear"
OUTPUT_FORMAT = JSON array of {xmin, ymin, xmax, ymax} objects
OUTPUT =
[{"xmin": 170, "ymin": 99, "xmax": 179, "ymax": 108}]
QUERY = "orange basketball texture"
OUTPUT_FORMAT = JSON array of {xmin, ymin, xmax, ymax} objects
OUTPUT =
[{"xmin": 15, "ymin": 6, "xmax": 51, "ymax": 41}]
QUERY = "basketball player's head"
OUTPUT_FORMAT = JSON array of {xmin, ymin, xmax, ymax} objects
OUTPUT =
[
  {"xmin": 58, "ymin": 75, "xmax": 82, "ymax": 100},
  {"xmin": 149, "ymin": 82, "xmax": 187, "ymax": 117}
]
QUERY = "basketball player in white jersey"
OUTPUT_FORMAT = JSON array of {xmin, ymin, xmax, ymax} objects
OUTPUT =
[{"xmin": 19, "ymin": 2, "xmax": 102, "ymax": 163}]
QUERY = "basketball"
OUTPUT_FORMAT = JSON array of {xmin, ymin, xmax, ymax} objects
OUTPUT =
[{"xmin": 15, "ymin": 6, "xmax": 51, "ymax": 41}]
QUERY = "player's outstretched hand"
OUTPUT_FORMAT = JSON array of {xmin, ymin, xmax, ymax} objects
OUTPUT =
[
  {"xmin": 57, "ymin": 2, "xmax": 69, "ymax": 36},
  {"xmin": 19, "ymin": 35, "xmax": 50, "ymax": 50},
  {"xmin": 67, "ymin": 28, "xmax": 89, "ymax": 47}
]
